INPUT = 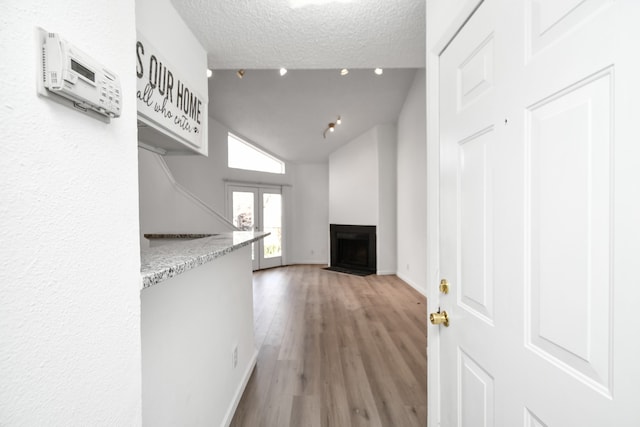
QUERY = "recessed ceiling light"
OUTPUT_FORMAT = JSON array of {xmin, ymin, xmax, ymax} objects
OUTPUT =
[
  {"xmin": 340, "ymin": 68, "xmax": 349, "ymax": 76},
  {"xmin": 279, "ymin": 68, "xmax": 288, "ymax": 76},
  {"xmin": 206, "ymin": 69, "xmax": 213, "ymax": 78},
  {"xmin": 374, "ymin": 68, "xmax": 383, "ymax": 75}
]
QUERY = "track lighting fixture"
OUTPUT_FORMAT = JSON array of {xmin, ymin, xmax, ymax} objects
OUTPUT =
[
  {"xmin": 279, "ymin": 68, "xmax": 288, "ymax": 76},
  {"xmin": 236, "ymin": 69, "xmax": 245, "ymax": 78},
  {"xmin": 340, "ymin": 68, "xmax": 349, "ymax": 76},
  {"xmin": 324, "ymin": 123, "xmax": 336, "ymax": 138},
  {"xmin": 374, "ymin": 68, "xmax": 383, "ymax": 75},
  {"xmin": 323, "ymin": 116, "xmax": 342, "ymax": 139},
  {"xmin": 207, "ymin": 69, "xmax": 213, "ymax": 78}
]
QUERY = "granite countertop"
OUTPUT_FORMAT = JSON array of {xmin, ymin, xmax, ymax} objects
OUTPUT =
[
  {"xmin": 144, "ymin": 233, "xmax": 217, "ymax": 239},
  {"xmin": 140, "ymin": 231, "xmax": 269, "ymax": 288}
]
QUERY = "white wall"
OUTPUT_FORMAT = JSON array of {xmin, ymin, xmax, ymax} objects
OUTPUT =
[
  {"xmin": 165, "ymin": 118, "xmax": 294, "ymax": 214},
  {"xmin": 0, "ymin": 2, "xmax": 141, "ymax": 425},
  {"xmin": 138, "ymin": 148, "xmax": 235, "ymax": 248},
  {"xmin": 329, "ymin": 127, "xmax": 379, "ymax": 225},
  {"xmin": 144, "ymin": 118, "xmax": 330, "ymax": 264},
  {"xmin": 289, "ymin": 163, "xmax": 330, "ymax": 264},
  {"xmin": 141, "ymin": 246, "xmax": 256, "ymax": 427},
  {"xmin": 329, "ymin": 125, "xmax": 398, "ymax": 274},
  {"xmin": 377, "ymin": 124, "xmax": 398, "ymax": 275},
  {"xmin": 135, "ymin": 0, "xmax": 235, "ymax": 247},
  {"xmin": 397, "ymin": 69, "xmax": 427, "ymax": 295},
  {"xmin": 136, "ymin": 0, "xmax": 208, "ymax": 155},
  {"xmin": 136, "ymin": 0, "xmax": 206, "ymax": 95}
]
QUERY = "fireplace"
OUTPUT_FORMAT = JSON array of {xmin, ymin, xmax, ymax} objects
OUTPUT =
[{"xmin": 329, "ymin": 224, "xmax": 376, "ymax": 275}]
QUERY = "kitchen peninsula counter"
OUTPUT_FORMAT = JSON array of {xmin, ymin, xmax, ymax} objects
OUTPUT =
[
  {"xmin": 140, "ymin": 231, "xmax": 267, "ymax": 426},
  {"xmin": 140, "ymin": 231, "xmax": 269, "ymax": 288}
]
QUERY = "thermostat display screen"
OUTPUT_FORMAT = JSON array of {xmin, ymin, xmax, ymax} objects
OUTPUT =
[{"xmin": 71, "ymin": 59, "xmax": 95, "ymax": 82}]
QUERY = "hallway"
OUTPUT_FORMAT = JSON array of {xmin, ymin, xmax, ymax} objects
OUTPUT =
[{"xmin": 231, "ymin": 265, "xmax": 427, "ymax": 427}]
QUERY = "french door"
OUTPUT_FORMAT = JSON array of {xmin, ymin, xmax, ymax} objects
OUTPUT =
[
  {"xmin": 227, "ymin": 185, "xmax": 283, "ymax": 270},
  {"xmin": 432, "ymin": 0, "xmax": 640, "ymax": 425}
]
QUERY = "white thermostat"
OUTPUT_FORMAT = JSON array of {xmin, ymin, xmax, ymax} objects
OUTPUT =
[{"xmin": 37, "ymin": 28, "xmax": 122, "ymax": 120}]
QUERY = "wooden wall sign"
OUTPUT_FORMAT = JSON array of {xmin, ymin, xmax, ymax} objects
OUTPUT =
[{"xmin": 136, "ymin": 34, "xmax": 206, "ymax": 150}]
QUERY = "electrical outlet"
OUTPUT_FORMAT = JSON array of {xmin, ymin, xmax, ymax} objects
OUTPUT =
[{"xmin": 232, "ymin": 345, "xmax": 238, "ymax": 369}]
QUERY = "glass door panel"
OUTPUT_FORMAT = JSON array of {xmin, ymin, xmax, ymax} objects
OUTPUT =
[
  {"xmin": 260, "ymin": 191, "xmax": 282, "ymax": 269},
  {"xmin": 231, "ymin": 189, "xmax": 258, "ymax": 269},
  {"xmin": 231, "ymin": 191, "xmax": 255, "ymax": 231},
  {"xmin": 228, "ymin": 185, "xmax": 283, "ymax": 270}
]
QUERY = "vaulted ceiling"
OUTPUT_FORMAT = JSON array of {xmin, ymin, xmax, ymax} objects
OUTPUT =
[{"xmin": 171, "ymin": 0, "xmax": 425, "ymax": 163}]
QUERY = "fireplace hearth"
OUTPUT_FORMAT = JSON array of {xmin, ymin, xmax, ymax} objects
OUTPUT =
[{"xmin": 327, "ymin": 224, "xmax": 376, "ymax": 276}]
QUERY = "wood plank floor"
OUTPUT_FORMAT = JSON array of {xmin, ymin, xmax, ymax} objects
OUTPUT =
[{"xmin": 230, "ymin": 265, "xmax": 427, "ymax": 427}]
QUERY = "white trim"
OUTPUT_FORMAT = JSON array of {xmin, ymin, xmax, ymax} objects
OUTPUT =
[
  {"xmin": 151, "ymin": 153, "xmax": 238, "ymax": 231},
  {"xmin": 426, "ymin": 2, "xmax": 484, "ymax": 426},
  {"xmin": 376, "ymin": 270, "xmax": 397, "ymax": 276},
  {"xmin": 289, "ymin": 260, "xmax": 329, "ymax": 265},
  {"xmin": 225, "ymin": 182, "xmax": 286, "ymax": 270},
  {"xmin": 396, "ymin": 272, "xmax": 427, "ymax": 297},
  {"xmin": 281, "ymin": 185, "xmax": 292, "ymax": 267},
  {"xmin": 223, "ymin": 179, "xmax": 291, "ymax": 188},
  {"xmin": 138, "ymin": 141, "xmax": 168, "ymax": 156},
  {"xmin": 426, "ymin": 41, "xmax": 442, "ymax": 427},
  {"xmin": 222, "ymin": 347, "xmax": 258, "ymax": 427}
]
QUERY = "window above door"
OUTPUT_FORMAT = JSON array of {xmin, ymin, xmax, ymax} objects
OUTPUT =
[{"xmin": 227, "ymin": 132, "xmax": 285, "ymax": 174}]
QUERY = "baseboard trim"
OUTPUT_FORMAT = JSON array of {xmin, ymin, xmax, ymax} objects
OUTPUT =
[
  {"xmin": 222, "ymin": 347, "xmax": 258, "ymax": 427},
  {"xmin": 289, "ymin": 260, "xmax": 328, "ymax": 265},
  {"xmin": 377, "ymin": 270, "xmax": 397, "ymax": 276},
  {"xmin": 396, "ymin": 272, "xmax": 427, "ymax": 296},
  {"xmin": 254, "ymin": 265, "xmax": 427, "ymax": 297}
]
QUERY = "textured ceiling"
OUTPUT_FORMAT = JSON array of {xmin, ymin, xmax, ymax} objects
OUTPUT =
[
  {"xmin": 171, "ymin": 0, "xmax": 426, "ymax": 69},
  {"xmin": 170, "ymin": 0, "xmax": 425, "ymax": 163},
  {"xmin": 209, "ymin": 68, "xmax": 417, "ymax": 163}
]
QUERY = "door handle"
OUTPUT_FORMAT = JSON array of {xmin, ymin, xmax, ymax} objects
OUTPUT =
[{"xmin": 430, "ymin": 310, "xmax": 449, "ymax": 327}]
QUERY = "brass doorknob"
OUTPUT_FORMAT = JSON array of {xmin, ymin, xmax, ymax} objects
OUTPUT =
[{"xmin": 430, "ymin": 310, "xmax": 449, "ymax": 327}]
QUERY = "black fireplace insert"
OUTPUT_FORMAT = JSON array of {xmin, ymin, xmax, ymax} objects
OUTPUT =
[{"xmin": 328, "ymin": 224, "xmax": 376, "ymax": 275}]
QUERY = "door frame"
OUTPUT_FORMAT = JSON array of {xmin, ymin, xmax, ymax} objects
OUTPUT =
[
  {"xmin": 225, "ymin": 182, "xmax": 285, "ymax": 270},
  {"xmin": 425, "ymin": 1, "xmax": 484, "ymax": 425}
]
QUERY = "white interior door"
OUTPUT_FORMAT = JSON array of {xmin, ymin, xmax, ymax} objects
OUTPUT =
[
  {"xmin": 228, "ymin": 185, "xmax": 283, "ymax": 270},
  {"xmin": 434, "ymin": 0, "xmax": 640, "ymax": 425}
]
